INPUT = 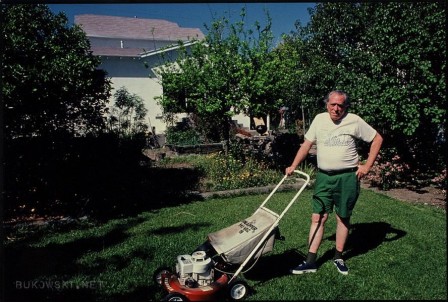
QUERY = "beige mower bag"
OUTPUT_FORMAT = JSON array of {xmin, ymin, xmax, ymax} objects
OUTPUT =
[{"xmin": 207, "ymin": 208, "xmax": 277, "ymax": 264}]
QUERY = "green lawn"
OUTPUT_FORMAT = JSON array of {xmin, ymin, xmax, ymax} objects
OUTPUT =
[{"xmin": 4, "ymin": 187, "xmax": 446, "ymax": 301}]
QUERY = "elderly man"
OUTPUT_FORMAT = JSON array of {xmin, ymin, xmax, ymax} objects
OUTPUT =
[{"xmin": 286, "ymin": 90, "xmax": 383, "ymax": 275}]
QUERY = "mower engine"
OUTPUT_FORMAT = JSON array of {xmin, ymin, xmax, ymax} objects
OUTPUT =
[{"xmin": 176, "ymin": 251, "xmax": 214, "ymax": 287}]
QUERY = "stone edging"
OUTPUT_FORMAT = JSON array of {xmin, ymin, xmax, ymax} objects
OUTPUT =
[{"xmin": 191, "ymin": 179, "xmax": 312, "ymax": 200}]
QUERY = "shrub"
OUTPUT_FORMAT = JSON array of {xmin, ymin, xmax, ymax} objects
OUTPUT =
[
  {"xmin": 158, "ymin": 153, "xmax": 283, "ymax": 192},
  {"xmin": 364, "ymin": 147, "xmax": 411, "ymax": 190},
  {"xmin": 199, "ymin": 153, "xmax": 282, "ymax": 191},
  {"xmin": 165, "ymin": 126, "xmax": 202, "ymax": 146},
  {"xmin": 431, "ymin": 168, "xmax": 447, "ymax": 196}
]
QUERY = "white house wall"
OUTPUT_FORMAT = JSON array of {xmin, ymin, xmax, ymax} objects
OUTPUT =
[
  {"xmin": 232, "ymin": 113, "xmax": 250, "ymax": 129},
  {"xmin": 100, "ymin": 56, "xmax": 169, "ymax": 134},
  {"xmin": 99, "ymin": 55, "xmax": 251, "ymax": 135}
]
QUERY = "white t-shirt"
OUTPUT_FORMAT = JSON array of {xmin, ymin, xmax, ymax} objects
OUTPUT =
[{"xmin": 305, "ymin": 112, "xmax": 377, "ymax": 171}]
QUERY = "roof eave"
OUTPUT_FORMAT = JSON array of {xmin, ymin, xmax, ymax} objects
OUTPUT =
[{"xmin": 140, "ymin": 40, "xmax": 198, "ymax": 58}]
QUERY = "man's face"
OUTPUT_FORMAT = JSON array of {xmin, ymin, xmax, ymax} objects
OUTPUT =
[{"xmin": 326, "ymin": 93, "xmax": 347, "ymax": 122}]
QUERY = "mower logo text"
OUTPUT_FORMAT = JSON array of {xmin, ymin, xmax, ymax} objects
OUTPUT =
[{"xmin": 238, "ymin": 220, "xmax": 258, "ymax": 234}]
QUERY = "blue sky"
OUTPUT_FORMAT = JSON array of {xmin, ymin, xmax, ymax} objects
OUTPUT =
[{"xmin": 48, "ymin": 3, "xmax": 315, "ymax": 44}]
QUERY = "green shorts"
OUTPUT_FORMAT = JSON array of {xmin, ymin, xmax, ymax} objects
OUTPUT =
[{"xmin": 312, "ymin": 170, "xmax": 360, "ymax": 218}]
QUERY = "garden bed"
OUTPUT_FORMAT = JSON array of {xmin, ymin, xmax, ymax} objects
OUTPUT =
[{"xmin": 165, "ymin": 142, "xmax": 224, "ymax": 154}]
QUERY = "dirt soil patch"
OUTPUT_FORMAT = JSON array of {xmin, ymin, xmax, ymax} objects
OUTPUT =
[{"xmin": 361, "ymin": 181, "xmax": 446, "ymax": 211}]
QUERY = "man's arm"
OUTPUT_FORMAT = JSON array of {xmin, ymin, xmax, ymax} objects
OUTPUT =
[
  {"xmin": 285, "ymin": 139, "xmax": 314, "ymax": 175},
  {"xmin": 357, "ymin": 132, "xmax": 383, "ymax": 179}
]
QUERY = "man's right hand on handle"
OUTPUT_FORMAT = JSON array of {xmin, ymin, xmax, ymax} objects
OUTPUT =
[{"xmin": 285, "ymin": 166, "xmax": 295, "ymax": 176}]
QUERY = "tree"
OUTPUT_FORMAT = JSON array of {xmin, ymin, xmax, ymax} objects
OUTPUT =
[
  {"xmin": 272, "ymin": 32, "xmax": 323, "ymax": 132},
  {"xmin": 352, "ymin": 2, "xmax": 446, "ymax": 171},
  {"xmin": 107, "ymin": 87, "xmax": 148, "ymax": 137},
  {"xmin": 1, "ymin": 4, "xmax": 111, "ymax": 139},
  {"xmin": 156, "ymin": 7, "xmax": 282, "ymax": 143},
  {"xmin": 289, "ymin": 2, "xmax": 446, "ymax": 172}
]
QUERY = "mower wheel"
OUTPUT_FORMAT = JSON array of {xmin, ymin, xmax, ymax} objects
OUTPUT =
[
  {"xmin": 153, "ymin": 267, "xmax": 171, "ymax": 286},
  {"xmin": 228, "ymin": 280, "xmax": 249, "ymax": 300},
  {"xmin": 162, "ymin": 292, "xmax": 189, "ymax": 302}
]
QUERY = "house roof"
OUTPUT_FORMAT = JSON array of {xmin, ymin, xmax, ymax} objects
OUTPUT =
[
  {"xmin": 75, "ymin": 14, "xmax": 205, "ymax": 41},
  {"xmin": 75, "ymin": 14, "xmax": 205, "ymax": 57}
]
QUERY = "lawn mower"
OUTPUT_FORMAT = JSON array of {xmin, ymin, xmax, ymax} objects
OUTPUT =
[{"xmin": 153, "ymin": 170, "xmax": 310, "ymax": 301}]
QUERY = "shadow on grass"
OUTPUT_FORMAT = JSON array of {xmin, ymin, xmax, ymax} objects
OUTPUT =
[
  {"xmin": 244, "ymin": 248, "xmax": 307, "ymax": 284},
  {"xmin": 3, "ymin": 136, "xmax": 219, "ymax": 301},
  {"xmin": 319, "ymin": 221, "xmax": 407, "ymax": 263},
  {"xmin": 4, "ymin": 216, "xmax": 145, "ymax": 302},
  {"xmin": 244, "ymin": 222, "xmax": 406, "ymax": 284},
  {"xmin": 4, "ymin": 217, "xmax": 215, "ymax": 302},
  {"xmin": 151, "ymin": 222, "xmax": 212, "ymax": 236}
]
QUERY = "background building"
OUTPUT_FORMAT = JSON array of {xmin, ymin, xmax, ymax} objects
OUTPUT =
[{"xmin": 75, "ymin": 14, "xmax": 250, "ymax": 135}]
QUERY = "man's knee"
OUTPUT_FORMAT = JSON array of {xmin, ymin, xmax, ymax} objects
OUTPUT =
[
  {"xmin": 336, "ymin": 214, "xmax": 350, "ymax": 227},
  {"xmin": 311, "ymin": 213, "xmax": 328, "ymax": 224}
]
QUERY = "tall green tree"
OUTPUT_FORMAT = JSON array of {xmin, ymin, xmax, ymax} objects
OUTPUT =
[
  {"xmin": 1, "ymin": 4, "xmax": 111, "ymax": 139},
  {"xmin": 289, "ymin": 2, "xmax": 446, "ymax": 171},
  {"xmin": 156, "ymin": 8, "xmax": 282, "ymax": 142},
  {"xmin": 107, "ymin": 87, "xmax": 148, "ymax": 138},
  {"xmin": 272, "ymin": 32, "xmax": 323, "ymax": 131}
]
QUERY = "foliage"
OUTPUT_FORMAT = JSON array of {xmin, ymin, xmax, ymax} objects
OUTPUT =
[
  {"xmin": 364, "ymin": 147, "xmax": 411, "ymax": 191},
  {"xmin": 3, "ymin": 135, "xmax": 150, "ymax": 220},
  {"xmin": 296, "ymin": 162, "xmax": 317, "ymax": 181},
  {"xmin": 155, "ymin": 7, "xmax": 283, "ymax": 142},
  {"xmin": 288, "ymin": 2, "xmax": 446, "ymax": 174},
  {"xmin": 277, "ymin": 27, "xmax": 332, "ymax": 124},
  {"xmin": 431, "ymin": 168, "xmax": 447, "ymax": 196},
  {"xmin": 158, "ymin": 153, "xmax": 283, "ymax": 192},
  {"xmin": 165, "ymin": 126, "xmax": 203, "ymax": 146},
  {"xmin": 158, "ymin": 137, "xmax": 317, "ymax": 192},
  {"xmin": 228, "ymin": 137, "xmax": 273, "ymax": 166},
  {"xmin": 227, "ymin": 133, "xmax": 316, "ymax": 176},
  {"xmin": 269, "ymin": 39, "xmax": 316, "ymax": 128},
  {"xmin": 199, "ymin": 153, "xmax": 281, "ymax": 191},
  {"xmin": 269, "ymin": 132, "xmax": 311, "ymax": 170},
  {"xmin": 1, "ymin": 4, "xmax": 111, "ymax": 138},
  {"xmin": 106, "ymin": 87, "xmax": 148, "ymax": 138},
  {"xmin": 155, "ymin": 2, "xmax": 445, "ymax": 180}
]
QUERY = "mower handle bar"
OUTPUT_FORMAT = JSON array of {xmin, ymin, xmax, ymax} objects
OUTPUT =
[{"xmin": 229, "ymin": 170, "xmax": 310, "ymax": 283}]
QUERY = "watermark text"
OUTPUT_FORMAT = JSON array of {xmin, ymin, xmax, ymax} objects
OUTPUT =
[{"xmin": 15, "ymin": 280, "xmax": 105, "ymax": 291}]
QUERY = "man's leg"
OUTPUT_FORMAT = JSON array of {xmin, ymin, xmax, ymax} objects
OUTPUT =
[
  {"xmin": 309, "ymin": 213, "xmax": 328, "ymax": 253},
  {"xmin": 291, "ymin": 213, "xmax": 328, "ymax": 274},
  {"xmin": 292, "ymin": 172, "xmax": 332, "ymax": 275},
  {"xmin": 335, "ymin": 214, "xmax": 350, "ymax": 253},
  {"xmin": 334, "ymin": 214, "xmax": 350, "ymax": 275}
]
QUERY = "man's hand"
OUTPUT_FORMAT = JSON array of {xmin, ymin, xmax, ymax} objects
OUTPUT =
[
  {"xmin": 356, "ymin": 164, "xmax": 370, "ymax": 180},
  {"xmin": 284, "ymin": 139, "xmax": 313, "ymax": 177},
  {"xmin": 285, "ymin": 166, "xmax": 295, "ymax": 176}
]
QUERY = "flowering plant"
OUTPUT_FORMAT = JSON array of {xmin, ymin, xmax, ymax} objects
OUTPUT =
[
  {"xmin": 431, "ymin": 168, "xmax": 447, "ymax": 197},
  {"xmin": 364, "ymin": 147, "xmax": 410, "ymax": 190}
]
